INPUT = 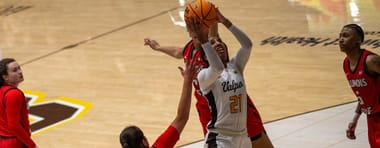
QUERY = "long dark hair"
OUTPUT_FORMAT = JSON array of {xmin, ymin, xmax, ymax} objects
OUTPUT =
[
  {"xmin": 0, "ymin": 58, "xmax": 15, "ymax": 86},
  {"xmin": 119, "ymin": 126, "xmax": 146, "ymax": 148}
]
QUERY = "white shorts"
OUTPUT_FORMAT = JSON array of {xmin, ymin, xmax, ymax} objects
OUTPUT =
[{"xmin": 203, "ymin": 128, "xmax": 252, "ymax": 148}]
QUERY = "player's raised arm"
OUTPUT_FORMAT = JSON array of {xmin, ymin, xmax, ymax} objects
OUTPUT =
[
  {"xmin": 187, "ymin": 17, "xmax": 223, "ymax": 93},
  {"xmin": 170, "ymin": 58, "xmax": 196, "ymax": 133},
  {"xmin": 216, "ymin": 8, "xmax": 252, "ymax": 72},
  {"xmin": 144, "ymin": 38, "xmax": 183, "ymax": 59}
]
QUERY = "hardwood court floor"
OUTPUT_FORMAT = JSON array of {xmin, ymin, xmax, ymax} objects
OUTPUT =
[
  {"xmin": 0, "ymin": 0, "xmax": 379, "ymax": 147},
  {"xmin": 181, "ymin": 102, "xmax": 370, "ymax": 148}
]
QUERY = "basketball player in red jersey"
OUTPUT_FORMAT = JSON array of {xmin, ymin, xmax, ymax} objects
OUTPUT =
[
  {"xmin": 340, "ymin": 24, "xmax": 380, "ymax": 148},
  {"xmin": 120, "ymin": 59, "xmax": 196, "ymax": 148},
  {"xmin": 0, "ymin": 58, "xmax": 37, "ymax": 148},
  {"xmin": 144, "ymin": 14, "xmax": 273, "ymax": 148}
]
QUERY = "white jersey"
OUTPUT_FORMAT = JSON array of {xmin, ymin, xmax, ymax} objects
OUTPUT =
[
  {"xmin": 198, "ymin": 25, "xmax": 252, "ymax": 133},
  {"xmin": 203, "ymin": 63, "xmax": 248, "ymax": 132}
]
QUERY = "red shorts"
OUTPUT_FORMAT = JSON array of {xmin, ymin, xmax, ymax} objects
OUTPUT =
[
  {"xmin": 367, "ymin": 114, "xmax": 380, "ymax": 147},
  {"xmin": 195, "ymin": 92, "xmax": 212, "ymax": 136},
  {"xmin": 195, "ymin": 93, "xmax": 265, "ymax": 138},
  {"xmin": 0, "ymin": 137, "xmax": 25, "ymax": 148},
  {"xmin": 246, "ymin": 96, "xmax": 265, "ymax": 138}
]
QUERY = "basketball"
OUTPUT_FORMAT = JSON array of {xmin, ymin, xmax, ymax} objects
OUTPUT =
[{"xmin": 184, "ymin": 0, "xmax": 217, "ymax": 30}]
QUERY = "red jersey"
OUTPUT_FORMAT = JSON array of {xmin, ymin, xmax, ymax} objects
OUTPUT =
[
  {"xmin": 151, "ymin": 125, "xmax": 179, "ymax": 148},
  {"xmin": 0, "ymin": 85, "xmax": 36, "ymax": 148},
  {"xmin": 183, "ymin": 40, "xmax": 211, "ymax": 135},
  {"xmin": 343, "ymin": 49, "xmax": 380, "ymax": 115},
  {"xmin": 183, "ymin": 40, "xmax": 209, "ymax": 99}
]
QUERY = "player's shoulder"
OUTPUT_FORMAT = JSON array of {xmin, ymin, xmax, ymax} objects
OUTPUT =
[
  {"xmin": 1, "ymin": 85, "xmax": 17, "ymax": 92},
  {"xmin": 364, "ymin": 52, "xmax": 380, "ymax": 75},
  {"xmin": 365, "ymin": 52, "xmax": 380, "ymax": 64},
  {"xmin": 2, "ymin": 86, "xmax": 22, "ymax": 97}
]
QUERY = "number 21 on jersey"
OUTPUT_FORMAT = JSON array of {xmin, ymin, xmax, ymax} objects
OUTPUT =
[{"xmin": 229, "ymin": 94, "xmax": 242, "ymax": 113}]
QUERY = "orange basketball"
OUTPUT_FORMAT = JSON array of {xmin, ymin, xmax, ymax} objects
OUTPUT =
[{"xmin": 184, "ymin": 0, "xmax": 217, "ymax": 30}]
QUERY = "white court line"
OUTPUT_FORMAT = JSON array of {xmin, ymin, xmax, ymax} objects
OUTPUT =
[{"xmin": 179, "ymin": 102, "xmax": 369, "ymax": 148}]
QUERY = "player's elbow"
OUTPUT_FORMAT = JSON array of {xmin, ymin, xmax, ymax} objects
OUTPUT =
[
  {"xmin": 242, "ymin": 41, "xmax": 253, "ymax": 50},
  {"xmin": 177, "ymin": 113, "xmax": 190, "ymax": 123},
  {"xmin": 174, "ymin": 115, "xmax": 189, "ymax": 128},
  {"xmin": 174, "ymin": 53, "xmax": 183, "ymax": 59},
  {"xmin": 173, "ymin": 48, "xmax": 184, "ymax": 59}
]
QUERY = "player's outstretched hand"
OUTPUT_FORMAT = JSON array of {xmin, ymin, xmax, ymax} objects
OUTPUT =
[
  {"xmin": 144, "ymin": 38, "xmax": 160, "ymax": 50},
  {"xmin": 178, "ymin": 58, "xmax": 197, "ymax": 80},
  {"xmin": 186, "ymin": 17, "xmax": 208, "ymax": 44},
  {"xmin": 214, "ymin": 7, "xmax": 232, "ymax": 27}
]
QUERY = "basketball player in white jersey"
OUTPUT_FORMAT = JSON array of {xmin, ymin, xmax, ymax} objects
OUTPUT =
[{"xmin": 187, "ymin": 7, "xmax": 252, "ymax": 148}]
